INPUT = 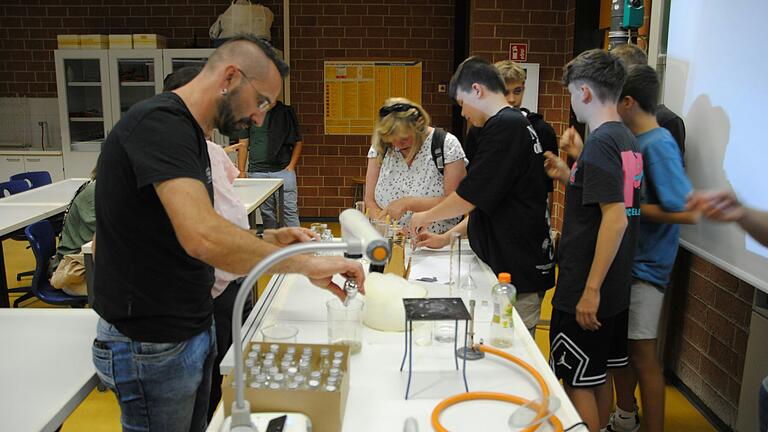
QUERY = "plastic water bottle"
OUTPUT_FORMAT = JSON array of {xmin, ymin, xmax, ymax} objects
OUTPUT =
[{"xmin": 490, "ymin": 272, "xmax": 516, "ymax": 348}]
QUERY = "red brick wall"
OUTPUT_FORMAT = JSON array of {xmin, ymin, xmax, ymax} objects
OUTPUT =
[
  {"xmin": 469, "ymin": 0, "xmax": 575, "ymax": 231},
  {"xmin": 287, "ymin": 0, "xmax": 455, "ymax": 218},
  {"xmin": 0, "ymin": 1, "xmax": 287, "ymax": 97},
  {"xmin": 665, "ymin": 249, "xmax": 755, "ymax": 427}
]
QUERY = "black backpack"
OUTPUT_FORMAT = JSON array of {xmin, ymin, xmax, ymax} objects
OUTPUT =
[{"xmin": 383, "ymin": 127, "xmax": 448, "ymax": 175}]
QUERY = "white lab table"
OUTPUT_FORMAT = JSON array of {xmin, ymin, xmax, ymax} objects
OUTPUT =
[
  {"xmin": 0, "ymin": 178, "xmax": 89, "ymax": 307},
  {"xmin": 0, "ymin": 309, "xmax": 100, "ymax": 432},
  {"xmin": 0, "ymin": 178, "xmax": 87, "ymax": 205},
  {"xmin": 213, "ymin": 242, "xmax": 582, "ymax": 432},
  {"xmin": 233, "ymin": 178, "xmax": 284, "ymax": 227}
]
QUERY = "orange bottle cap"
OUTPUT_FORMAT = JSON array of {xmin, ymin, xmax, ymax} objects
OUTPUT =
[{"xmin": 498, "ymin": 272, "xmax": 511, "ymax": 283}]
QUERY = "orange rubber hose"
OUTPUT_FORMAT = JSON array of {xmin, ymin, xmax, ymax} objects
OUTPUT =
[{"xmin": 430, "ymin": 344, "xmax": 564, "ymax": 432}]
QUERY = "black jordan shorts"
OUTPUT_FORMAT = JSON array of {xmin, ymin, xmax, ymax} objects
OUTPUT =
[{"xmin": 549, "ymin": 308, "xmax": 629, "ymax": 388}]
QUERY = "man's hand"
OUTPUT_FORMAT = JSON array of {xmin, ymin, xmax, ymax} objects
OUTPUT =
[
  {"xmin": 575, "ymin": 288, "xmax": 601, "ymax": 331},
  {"xmin": 305, "ymin": 256, "xmax": 365, "ymax": 300},
  {"xmin": 686, "ymin": 190, "xmax": 745, "ymax": 222},
  {"xmin": 414, "ymin": 230, "xmax": 450, "ymax": 250},
  {"xmin": 409, "ymin": 211, "xmax": 431, "ymax": 242},
  {"xmin": 559, "ymin": 126, "xmax": 584, "ymax": 159},
  {"xmin": 262, "ymin": 227, "xmax": 319, "ymax": 246},
  {"xmin": 543, "ymin": 151, "xmax": 570, "ymax": 184},
  {"xmin": 379, "ymin": 197, "xmax": 412, "ymax": 220}
]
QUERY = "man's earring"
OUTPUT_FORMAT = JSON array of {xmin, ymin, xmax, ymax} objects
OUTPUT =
[{"xmin": 221, "ymin": 88, "xmax": 228, "ymax": 96}]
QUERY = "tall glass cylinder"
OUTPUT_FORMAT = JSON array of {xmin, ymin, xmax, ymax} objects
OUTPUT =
[{"xmin": 434, "ymin": 232, "xmax": 462, "ymax": 343}]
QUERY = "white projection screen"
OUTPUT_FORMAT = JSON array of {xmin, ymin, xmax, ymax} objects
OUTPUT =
[{"xmin": 663, "ymin": 0, "xmax": 768, "ymax": 293}]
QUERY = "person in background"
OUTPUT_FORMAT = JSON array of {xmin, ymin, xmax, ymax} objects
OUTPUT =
[
  {"xmin": 49, "ymin": 165, "xmax": 97, "ymax": 296},
  {"xmin": 162, "ymin": 66, "xmax": 255, "ymax": 421},
  {"xmin": 610, "ymin": 43, "xmax": 686, "ymax": 158},
  {"xmin": 365, "ymin": 97, "xmax": 466, "ymax": 233},
  {"xmin": 410, "ymin": 57, "xmax": 555, "ymax": 336},
  {"xmin": 561, "ymin": 44, "xmax": 687, "ymax": 163},
  {"xmin": 543, "ymin": 49, "xmax": 642, "ymax": 432},
  {"xmin": 686, "ymin": 190, "xmax": 768, "ymax": 432},
  {"xmin": 235, "ymin": 92, "xmax": 303, "ymax": 228},
  {"xmin": 92, "ymin": 36, "xmax": 364, "ymax": 432},
  {"xmin": 606, "ymin": 65, "xmax": 698, "ymax": 432}
]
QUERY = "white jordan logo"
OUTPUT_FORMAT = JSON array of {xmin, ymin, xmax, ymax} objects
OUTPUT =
[{"xmin": 557, "ymin": 352, "xmax": 572, "ymax": 370}]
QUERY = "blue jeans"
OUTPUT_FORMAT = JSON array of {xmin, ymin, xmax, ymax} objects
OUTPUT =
[
  {"xmin": 248, "ymin": 169, "xmax": 299, "ymax": 228},
  {"xmin": 92, "ymin": 318, "xmax": 216, "ymax": 432}
]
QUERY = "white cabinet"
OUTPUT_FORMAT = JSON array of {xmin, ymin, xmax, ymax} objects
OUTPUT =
[
  {"xmin": 24, "ymin": 155, "xmax": 65, "ymax": 182},
  {"xmin": 107, "ymin": 49, "xmax": 164, "ymax": 122},
  {"xmin": 162, "ymin": 49, "xmax": 214, "ymax": 75},
  {"xmin": 0, "ymin": 152, "xmax": 64, "ymax": 182},
  {"xmin": 0, "ymin": 155, "xmax": 25, "ymax": 180},
  {"xmin": 54, "ymin": 48, "xmax": 215, "ymax": 178},
  {"xmin": 54, "ymin": 50, "xmax": 112, "ymax": 179}
]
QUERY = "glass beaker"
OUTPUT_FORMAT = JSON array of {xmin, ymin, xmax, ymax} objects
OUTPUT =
[
  {"xmin": 326, "ymin": 297, "xmax": 364, "ymax": 354},
  {"xmin": 261, "ymin": 324, "xmax": 298, "ymax": 343},
  {"xmin": 434, "ymin": 232, "xmax": 462, "ymax": 343}
]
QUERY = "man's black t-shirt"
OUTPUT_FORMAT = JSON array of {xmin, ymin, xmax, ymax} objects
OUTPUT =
[
  {"xmin": 553, "ymin": 121, "xmax": 643, "ymax": 318},
  {"xmin": 94, "ymin": 92, "xmax": 215, "ymax": 343},
  {"xmin": 456, "ymin": 107, "xmax": 555, "ymax": 294},
  {"xmin": 464, "ymin": 108, "xmax": 557, "ymax": 192},
  {"xmin": 521, "ymin": 108, "xmax": 558, "ymax": 193}
]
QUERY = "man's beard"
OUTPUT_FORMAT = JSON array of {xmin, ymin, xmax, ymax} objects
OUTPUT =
[{"xmin": 214, "ymin": 87, "xmax": 250, "ymax": 137}]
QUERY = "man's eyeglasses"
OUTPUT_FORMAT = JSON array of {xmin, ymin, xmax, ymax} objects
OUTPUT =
[
  {"xmin": 236, "ymin": 68, "xmax": 272, "ymax": 113},
  {"xmin": 379, "ymin": 103, "xmax": 420, "ymax": 119}
]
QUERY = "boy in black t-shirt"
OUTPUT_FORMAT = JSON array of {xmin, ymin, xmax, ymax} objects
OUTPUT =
[
  {"xmin": 410, "ymin": 57, "xmax": 555, "ymax": 327},
  {"xmin": 543, "ymin": 49, "xmax": 643, "ymax": 432}
]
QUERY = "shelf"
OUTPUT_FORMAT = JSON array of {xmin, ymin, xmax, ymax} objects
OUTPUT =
[
  {"xmin": 69, "ymin": 117, "xmax": 104, "ymax": 122},
  {"xmin": 120, "ymin": 81, "xmax": 156, "ymax": 87},
  {"xmin": 67, "ymin": 82, "xmax": 101, "ymax": 87}
]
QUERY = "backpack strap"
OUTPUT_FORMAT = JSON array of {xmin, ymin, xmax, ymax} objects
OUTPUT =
[{"xmin": 431, "ymin": 127, "xmax": 447, "ymax": 175}]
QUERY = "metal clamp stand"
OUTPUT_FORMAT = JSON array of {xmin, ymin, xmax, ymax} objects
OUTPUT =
[
  {"xmin": 400, "ymin": 298, "xmax": 472, "ymax": 400},
  {"xmin": 456, "ymin": 299, "xmax": 485, "ymax": 361}
]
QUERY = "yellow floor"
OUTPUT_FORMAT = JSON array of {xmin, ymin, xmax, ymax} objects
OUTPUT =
[{"xmin": 3, "ymin": 227, "xmax": 715, "ymax": 431}]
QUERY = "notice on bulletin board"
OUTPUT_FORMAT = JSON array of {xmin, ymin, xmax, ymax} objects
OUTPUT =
[{"xmin": 324, "ymin": 60, "xmax": 422, "ymax": 135}]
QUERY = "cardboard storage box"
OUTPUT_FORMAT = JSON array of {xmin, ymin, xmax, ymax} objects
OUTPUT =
[
  {"xmin": 132, "ymin": 34, "xmax": 166, "ymax": 49},
  {"xmin": 80, "ymin": 35, "xmax": 109, "ymax": 49},
  {"xmin": 222, "ymin": 342, "xmax": 350, "ymax": 432},
  {"xmin": 57, "ymin": 35, "xmax": 80, "ymax": 49},
  {"xmin": 109, "ymin": 34, "xmax": 133, "ymax": 49}
]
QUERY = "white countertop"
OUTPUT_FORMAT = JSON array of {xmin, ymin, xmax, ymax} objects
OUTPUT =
[
  {"xmin": 0, "ymin": 309, "xmax": 99, "ymax": 432},
  {"xmin": 214, "ymin": 243, "xmax": 582, "ymax": 432},
  {"xmin": 0, "ymin": 178, "xmax": 87, "ymax": 205},
  {"xmin": 233, "ymin": 178, "xmax": 283, "ymax": 214},
  {"xmin": 0, "ymin": 150, "xmax": 63, "ymax": 156}
]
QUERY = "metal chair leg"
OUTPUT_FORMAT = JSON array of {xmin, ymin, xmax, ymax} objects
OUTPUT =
[{"xmin": 13, "ymin": 292, "xmax": 35, "ymax": 308}]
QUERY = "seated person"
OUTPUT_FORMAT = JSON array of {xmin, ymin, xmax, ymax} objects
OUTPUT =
[
  {"xmin": 365, "ymin": 97, "xmax": 467, "ymax": 233},
  {"xmin": 50, "ymin": 165, "xmax": 96, "ymax": 296}
]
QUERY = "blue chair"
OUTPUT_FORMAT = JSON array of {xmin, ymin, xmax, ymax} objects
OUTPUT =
[
  {"xmin": 13, "ymin": 220, "xmax": 87, "ymax": 308},
  {"xmin": 0, "ymin": 179, "xmax": 31, "ymax": 197},
  {"xmin": 10, "ymin": 171, "xmax": 52, "ymax": 189},
  {"xmin": 8, "ymin": 172, "xmax": 62, "ymax": 282}
]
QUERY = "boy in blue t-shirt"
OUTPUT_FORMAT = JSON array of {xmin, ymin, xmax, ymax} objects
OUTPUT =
[{"xmin": 608, "ymin": 65, "xmax": 698, "ymax": 432}]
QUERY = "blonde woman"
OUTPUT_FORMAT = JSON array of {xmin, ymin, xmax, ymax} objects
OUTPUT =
[{"xmin": 365, "ymin": 98, "xmax": 466, "ymax": 233}]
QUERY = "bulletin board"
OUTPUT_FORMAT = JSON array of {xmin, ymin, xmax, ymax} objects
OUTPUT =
[{"xmin": 324, "ymin": 60, "xmax": 422, "ymax": 135}]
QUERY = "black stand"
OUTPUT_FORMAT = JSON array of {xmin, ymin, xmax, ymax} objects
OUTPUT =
[{"xmin": 400, "ymin": 298, "xmax": 472, "ymax": 400}]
